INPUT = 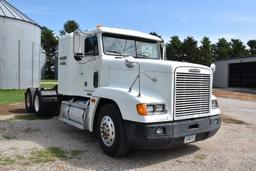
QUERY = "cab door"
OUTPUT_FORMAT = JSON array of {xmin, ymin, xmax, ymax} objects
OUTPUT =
[{"xmin": 79, "ymin": 35, "xmax": 100, "ymax": 94}]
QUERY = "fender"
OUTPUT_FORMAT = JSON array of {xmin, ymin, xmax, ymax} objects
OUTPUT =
[{"xmin": 87, "ymin": 87, "xmax": 172, "ymax": 132}]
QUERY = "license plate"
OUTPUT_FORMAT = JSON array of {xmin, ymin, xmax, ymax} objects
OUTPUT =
[{"xmin": 184, "ymin": 135, "xmax": 196, "ymax": 143}]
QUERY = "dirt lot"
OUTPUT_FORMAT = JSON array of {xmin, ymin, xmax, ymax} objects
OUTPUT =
[
  {"xmin": 0, "ymin": 90, "xmax": 256, "ymax": 171},
  {"xmin": 213, "ymin": 88, "xmax": 256, "ymax": 101}
]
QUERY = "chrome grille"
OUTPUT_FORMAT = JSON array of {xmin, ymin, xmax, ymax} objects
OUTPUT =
[{"xmin": 175, "ymin": 72, "xmax": 210, "ymax": 118}]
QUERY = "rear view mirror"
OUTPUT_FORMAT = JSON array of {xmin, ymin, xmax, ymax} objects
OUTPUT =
[
  {"xmin": 73, "ymin": 30, "xmax": 84, "ymax": 61},
  {"xmin": 160, "ymin": 42, "xmax": 166, "ymax": 60}
]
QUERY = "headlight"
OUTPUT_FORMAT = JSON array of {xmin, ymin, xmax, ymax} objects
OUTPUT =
[
  {"xmin": 146, "ymin": 105, "xmax": 154, "ymax": 113},
  {"xmin": 137, "ymin": 103, "xmax": 167, "ymax": 116},
  {"xmin": 147, "ymin": 104, "xmax": 166, "ymax": 114},
  {"xmin": 155, "ymin": 104, "xmax": 165, "ymax": 112},
  {"xmin": 212, "ymin": 99, "xmax": 219, "ymax": 109}
]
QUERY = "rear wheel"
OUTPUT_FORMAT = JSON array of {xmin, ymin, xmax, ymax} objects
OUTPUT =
[
  {"xmin": 97, "ymin": 104, "xmax": 129, "ymax": 157},
  {"xmin": 25, "ymin": 89, "xmax": 34, "ymax": 113},
  {"xmin": 33, "ymin": 90, "xmax": 48, "ymax": 116}
]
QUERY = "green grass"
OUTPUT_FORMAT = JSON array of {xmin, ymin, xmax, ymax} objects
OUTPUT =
[
  {"xmin": 10, "ymin": 114, "xmax": 50, "ymax": 121},
  {"xmin": 41, "ymin": 79, "xmax": 57, "ymax": 82},
  {"xmin": 40, "ymin": 79, "xmax": 57, "ymax": 89},
  {"xmin": 70, "ymin": 150, "xmax": 84, "ymax": 157},
  {"xmin": 0, "ymin": 89, "xmax": 25, "ymax": 105},
  {"xmin": 0, "ymin": 147, "xmax": 84, "ymax": 166},
  {"xmin": 0, "ymin": 147, "xmax": 67, "ymax": 166},
  {"xmin": 194, "ymin": 154, "xmax": 207, "ymax": 160},
  {"xmin": 1, "ymin": 133, "xmax": 16, "ymax": 140},
  {"xmin": 23, "ymin": 127, "xmax": 41, "ymax": 133},
  {"xmin": 222, "ymin": 115, "xmax": 249, "ymax": 125},
  {"xmin": 0, "ymin": 156, "xmax": 15, "ymax": 166},
  {"xmin": 29, "ymin": 147, "xmax": 67, "ymax": 163},
  {"xmin": 0, "ymin": 80, "xmax": 57, "ymax": 105},
  {"xmin": 40, "ymin": 83, "xmax": 57, "ymax": 89}
]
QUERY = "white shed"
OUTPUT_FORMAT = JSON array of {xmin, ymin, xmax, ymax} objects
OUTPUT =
[{"xmin": 0, "ymin": 0, "xmax": 42, "ymax": 89}]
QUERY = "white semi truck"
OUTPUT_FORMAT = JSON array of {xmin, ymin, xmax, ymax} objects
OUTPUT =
[{"xmin": 25, "ymin": 26, "xmax": 221, "ymax": 157}]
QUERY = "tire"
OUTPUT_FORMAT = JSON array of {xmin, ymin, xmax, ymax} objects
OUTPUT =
[
  {"xmin": 33, "ymin": 90, "xmax": 48, "ymax": 116},
  {"xmin": 97, "ymin": 104, "xmax": 129, "ymax": 157},
  {"xmin": 25, "ymin": 89, "xmax": 34, "ymax": 113}
]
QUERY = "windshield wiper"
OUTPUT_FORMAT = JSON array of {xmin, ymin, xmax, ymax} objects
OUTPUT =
[
  {"xmin": 106, "ymin": 50, "xmax": 122, "ymax": 55},
  {"xmin": 136, "ymin": 54, "xmax": 150, "ymax": 59},
  {"xmin": 106, "ymin": 50, "xmax": 133, "ymax": 57}
]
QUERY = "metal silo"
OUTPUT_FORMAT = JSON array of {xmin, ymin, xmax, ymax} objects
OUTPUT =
[{"xmin": 0, "ymin": 0, "xmax": 42, "ymax": 89}]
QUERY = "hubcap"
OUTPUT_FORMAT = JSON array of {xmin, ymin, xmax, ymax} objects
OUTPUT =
[
  {"xmin": 34, "ymin": 95, "xmax": 39, "ymax": 112},
  {"xmin": 100, "ymin": 115, "xmax": 115, "ymax": 147}
]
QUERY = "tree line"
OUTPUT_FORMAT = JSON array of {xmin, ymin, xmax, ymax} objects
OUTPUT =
[
  {"xmin": 165, "ymin": 36, "xmax": 256, "ymax": 66},
  {"xmin": 41, "ymin": 20, "xmax": 256, "ymax": 78}
]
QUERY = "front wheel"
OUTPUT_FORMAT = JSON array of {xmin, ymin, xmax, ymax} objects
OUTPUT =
[{"xmin": 97, "ymin": 104, "xmax": 129, "ymax": 157}]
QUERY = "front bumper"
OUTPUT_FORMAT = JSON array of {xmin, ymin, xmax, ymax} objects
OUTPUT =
[{"xmin": 124, "ymin": 115, "xmax": 221, "ymax": 149}]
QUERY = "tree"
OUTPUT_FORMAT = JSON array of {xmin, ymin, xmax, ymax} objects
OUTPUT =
[
  {"xmin": 149, "ymin": 32, "xmax": 162, "ymax": 39},
  {"xmin": 247, "ymin": 40, "xmax": 256, "ymax": 56},
  {"xmin": 230, "ymin": 39, "xmax": 248, "ymax": 57},
  {"xmin": 60, "ymin": 20, "xmax": 80, "ymax": 36},
  {"xmin": 199, "ymin": 37, "xmax": 213, "ymax": 66},
  {"xmin": 166, "ymin": 36, "xmax": 183, "ymax": 61},
  {"xmin": 182, "ymin": 37, "xmax": 199, "ymax": 63},
  {"xmin": 41, "ymin": 26, "xmax": 58, "ymax": 78},
  {"xmin": 213, "ymin": 38, "xmax": 231, "ymax": 59}
]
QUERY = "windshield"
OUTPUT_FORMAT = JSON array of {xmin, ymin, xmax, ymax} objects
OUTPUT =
[{"xmin": 102, "ymin": 34, "xmax": 160, "ymax": 59}]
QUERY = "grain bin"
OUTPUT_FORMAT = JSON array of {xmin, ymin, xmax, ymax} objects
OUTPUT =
[{"xmin": 0, "ymin": 0, "xmax": 42, "ymax": 89}]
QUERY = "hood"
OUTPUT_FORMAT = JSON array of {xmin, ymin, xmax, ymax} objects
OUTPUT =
[
  {"xmin": 109, "ymin": 58, "xmax": 210, "ymax": 73},
  {"xmin": 104, "ymin": 58, "xmax": 212, "ymax": 116}
]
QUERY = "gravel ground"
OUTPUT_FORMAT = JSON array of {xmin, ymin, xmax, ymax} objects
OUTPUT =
[{"xmin": 0, "ymin": 97, "xmax": 255, "ymax": 171}]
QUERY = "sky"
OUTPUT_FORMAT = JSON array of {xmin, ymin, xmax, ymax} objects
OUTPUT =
[{"xmin": 9, "ymin": 0, "xmax": 256, "ymax": 43}]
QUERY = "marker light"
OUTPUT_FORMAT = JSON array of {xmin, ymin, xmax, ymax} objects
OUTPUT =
[
  {"xmin": 136, "ymin": 104, "xmax": 148, "ymax": 116},
  {"xmin": 96, "ymin": 24, "xmax": 104, "ymax": 28}
]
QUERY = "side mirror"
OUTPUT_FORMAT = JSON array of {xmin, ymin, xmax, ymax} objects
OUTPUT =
[
  {"xmin": 73, "ymin": 30, "xmax": 84, "ymax": 61},
  {"xmin": 125, "ymin": 56, "xmax": 136, "ymax": 68},
  {"xmin": 210, "ymin": 63, "xmax": 216, "ymax": 73}
]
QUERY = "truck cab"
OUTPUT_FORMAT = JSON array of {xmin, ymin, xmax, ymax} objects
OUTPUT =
[{"xmin": 25, "ymin": 26, "xmax": 221, "ymax": 157}]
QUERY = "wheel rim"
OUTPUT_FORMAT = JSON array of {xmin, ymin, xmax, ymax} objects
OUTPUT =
[
  {"xmin": 26, "ymin": 93, "xmax": 31, "ymax": 108},
  {"xmin": 100, "ymin": 115, "xmax": 115, "ymax": 147},
  {"xmin": 34, "ymin": 94, "xmax": 39, "ymax": 112}
]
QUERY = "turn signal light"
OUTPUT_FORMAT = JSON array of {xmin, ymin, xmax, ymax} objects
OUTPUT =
[{"xmin": 136, "ymin": 103, "xmax": 148, "ymax": 116}]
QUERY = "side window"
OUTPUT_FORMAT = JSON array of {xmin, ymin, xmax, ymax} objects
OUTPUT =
[{"xmin": 84, "ymin": 36, "xmax": 99, "ymax": 56}]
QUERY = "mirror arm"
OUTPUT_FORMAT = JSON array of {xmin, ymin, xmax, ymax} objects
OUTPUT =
[
  {"xmin": 160, "ymin": 42, "xmax": 166, "ymax": 60},
  {"xmin": 74, "ymin": 53, "xmax": 84, "ymax": 61},
  {"xmin": 127, "ymin": 62, "xmax": 141, "ymax": 97}
]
